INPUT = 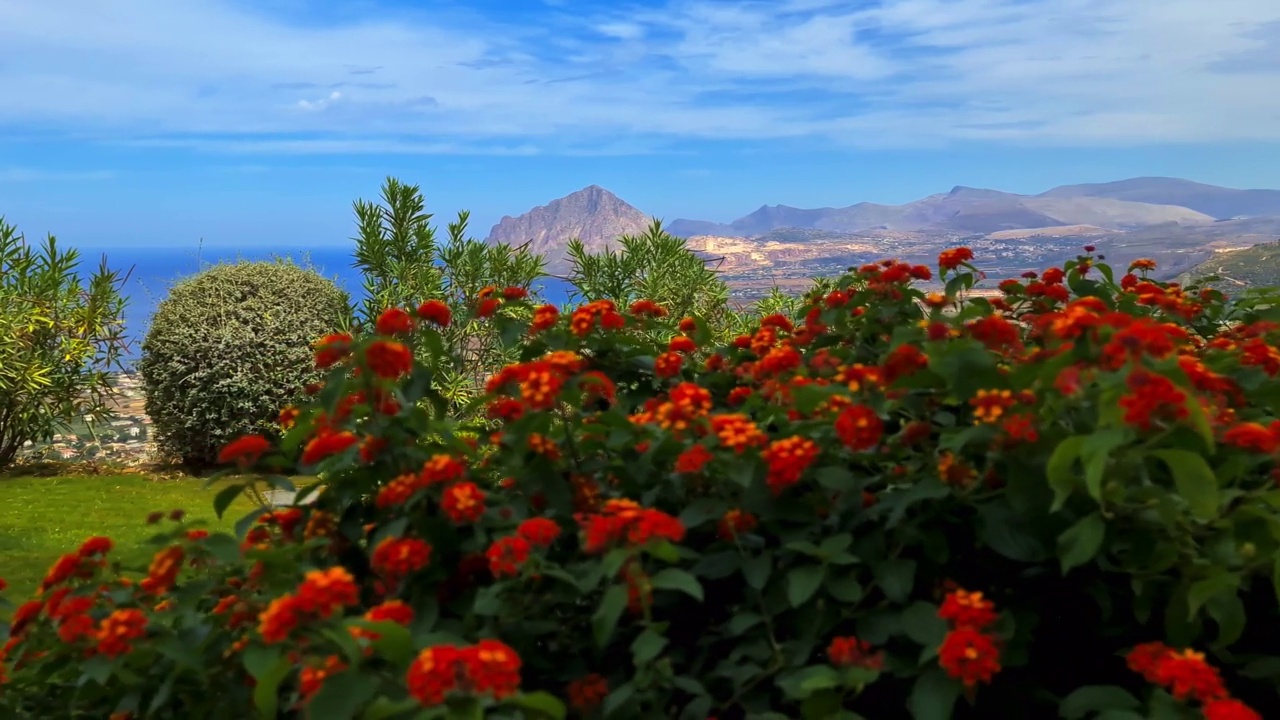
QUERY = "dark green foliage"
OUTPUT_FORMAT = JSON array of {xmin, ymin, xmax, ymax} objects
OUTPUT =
[{"xmin": 138, "ymin": 259, "xmax": 351, "ymax": 466}]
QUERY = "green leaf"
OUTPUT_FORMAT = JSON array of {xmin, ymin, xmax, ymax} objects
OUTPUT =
[
  {"xmin": 201, "ymin": 533, "xmax": 243, "ymax": 565},
  {"xmin": 361, "ymin": 697, "xmax": 421, "ymax": 720},
  {"xmin": 213, "ymin": 483, "xmax": 246, "ymax": 520},
  {"xmin": 252, "ymin": 656, "xmax": 291, "ymax": 718},
  {"xmin": 743, "ymin": 551, "xmax": 772, "ymax": 590},
  {"xmin": 908, "ymin": 668, "xmax": 961, "ymax": 720},
  {"xmin": 901, "ymin": 602, "xmax": 948, "ymax": 650},
  {"xmin": 1186, "ymin": 572, "xmax": 1240, "ymax": 618},
  {"xmin": 1047, "ymin": 436, "xmax": 1086, "ymax": 510},
  {"xmin": 242, "ymin": 645, "xmax": 282, "ymax": 680},
  {"xmin": 505, "ymin": 691, "xmax": 568, "ymax": 719},
  {"xmin": 787, "ymin": 565, "xmax": 826, "ymax": 607},
  {"xmin": 826, "ymin": 574, "xmax": 864, "ymax": 603},
  {"xmin": 593, "ymin": 585, "xmax": 628, "ymax": 648},
  {"xmin": 1205, "ymin": 591, "xmax": 1247, "ymax": 648},
  {"xmin": 1059, "ymin": 685, "xmax": 1141, "ymax": 719},
  {"xmin": 876, "ymin": 559, "xmax": 916, "ymax": 603},
  {"xmin": 308, "ymin": 671, "xmax": 379, "ymax": 720},
  {"xmin": 1057, "ymin": 513, "xmax": 1106, "ymax": 574},
  {"xmin": 631, "ymin": 628, "xmax": 669, "ymax": 666},
  {"xmin": 650, "ymin": 568, "xmax": 704, "ymax": 601},
  {"xmin": 1151, "ymin": 449, "xmax": 1220, "ymax": 521}
]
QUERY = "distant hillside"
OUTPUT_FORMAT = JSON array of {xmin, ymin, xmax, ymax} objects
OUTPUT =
[
  {"xmin": 1039, "ymin": 177, "xmax": 1280, "ymax": 219},
  {"xmin": 1179, "ymin": 241, "xmax": 1280, "ymax": 291},
  {"xmin": 667, "ymin": 183, "xmax": 1215, "ymax": 238},
  {"xmin": 483, "ymin": 185, "xmax": 651, "ymax": 269}
]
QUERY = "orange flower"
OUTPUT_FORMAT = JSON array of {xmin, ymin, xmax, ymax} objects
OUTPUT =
[
  {"xmin": 567, "ymin": 673, "xmax": 610, "ymax": 713},
  {"xmin": 668, "ymin": 335, "xmax": 697, "ymax": 353},
  {"xmin": 462, "ymin": 639, "xmax": 523, "ymax": 700},
  {"xmin": 295, "ymin": 566, "xmax": 360, "ymax": 618},
  {"xmin": 530, "ymin": 304, "xmax": 559, "ymax": 332},
  {"xmin": 969, "ymin": 389, "xmax": 1015, "ymax": 424},
  {"xmin": 299, "ymin": 655, "xmax": 347, "ymax": 702},
  {"xmin": 421, "ymin": 454, "xmax": 468, "ymax": 485},
  {"xmin": 628, "ymin": 299, "xmax": 668, "ymax": 318},
  {"xmin": 938, "ymin": 247, "xmax": 974, "ymax": 270},
  {"xmin": 827, "ymin": 636, "xmax": 884, "ymax": 670},
  {"xmin": 834, "ymin": 404, "xmax": 883, "ymax": 452},
  {"xmin": 374, "ymin": 307, "xmax": 415, "ymax": 335},
  {"xmin": 218, "ymin": 434, "xmax": 271, "ymax": 467},
  {"xmin": 365, "ymin": 339, "xmax": 414, "ymax": 379},
  {"xmin": 96, "ymin": 608, "xmax": 148, "ymax": 658},
  {"xmin": 938, "ymin": 627, "xmax": 1001, "ymax": 687},
  {"xmin": 416, "ymin": 299, "xmax": 452, "ymax": 327},
  {"xmin": 1222, "ymin": 422, "xmax": 1279, "ymax": 454},
  {"xmin": 761, "ymin": 436, "xmax": 819, "ymax": 495},
  {"xmin": 442, "ymin": 482, "xmax": 487, "ymax": 524},
  {"xmin": 139, "ymin": 546, "xmax": 185, "ymax": 595},
  {"xmin": 716, "ymin": 509, "xmax": 757, "ymax": 542}
]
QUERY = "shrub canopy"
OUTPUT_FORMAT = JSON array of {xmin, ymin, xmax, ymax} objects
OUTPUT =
[
  {"xmin": 3, "ymin": 248, "xmax": 1280, "ymax": 720},
  {"xmin": 138, "ymin": 259, "xmax": 351, "ymax": 466}
]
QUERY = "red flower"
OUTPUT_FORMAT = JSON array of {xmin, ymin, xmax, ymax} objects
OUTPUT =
[
  {"xmin": 834, "ymin": 405, "xmax": 883, "ymax": 452},
  {"xmin": 301, "ymin": 430, "xmax": 359, "ymax": 465},
  {"xmin": 761, "ymin": 436, "xmax": 819, "ymax": 494},
  {"xmin": 375, "ymin": 307, "xmax": 415, "ymax": 335},
  {"xmin": 296, "ymin": 566, "xmax": 360, "ymax": 618},
  {"xmin": 1152, "ymin": 648, "xmax": 1227, "ymax": 703},
  {"xmin": 1222, "ymin": 422, "xmax": 1279, "ymax": 454},
  {"xmin": 669, "ymin": 335, "xmax": 697, "ymax": 353},
  {"xmin": 477, "ymin": 297, "xmax": 502, "ymax": 318},
  {"xmin": 486, "ymin": 536, "xmax": 532, "ymax": 578},
  {"xmin": 515, "ymin": 518, "xmax": 562, "ymax": 548},
  {"xmin": 365, "ymin": 339, "xmax": 414, "ymax": 379},
  {"xmin": 96, "ymin": 608, "xmax": 149, "ymax": 658},
  {"xmin": 675, "ymin": 444, "xmax": 714, "ymax": 474},
  {"xmin": 299, "ymin": 655, "xmax": 347, "ymax": 702},
  {"xmin": 938, "ymin": 588, "xmax": 998, "ymax": 629},
  {"xmin": 314, "ymin": 332, "xmax": 353, "ymax": 369},
  {"xmin": 406, "ymin": 645, "xmax": 464, "ymax": 706},
  {"xmin": 530, "ymin": 304, "xmax": 559, "ymax": 332},
  {"xmin": 77, "ymin": 536, "xmax": 114, "ymax": 558},
  {"xmin": 938, "ymin": 626, "xmax": 1002, "ymax": 687},
  {"xmin": 140, "ymin": 545, "xmax": 185, "ymax": 595},
  {"xmin": 716, "ymin": 509, "xmax": 757, "ymax": 542},
  {"xmin": 371, "ymin": 537, "xmax": 433, "ymax": 580},
  {"xmin": 1203, "ymin": 698, "xmax": 1262, "ymax": 720},
  {"xmin": 654, "ymin": 351, "xmax": 684, "ymax": 378},
  {"xmin": 461, "ymin": 639, "xmax": 523, "ymax": 700},
  {"xmin": 416, "ymin": 299, "xmax": 452, "ymax": 327},
  {"xmin": 218, "ymin": 434, "xmax": 271, "ymax": 467},
  {"xmin": 442, "ymin": 482, "xmax": 487, "ymax": 523},
  {"xmin": 502, "ymin": 286, "xmax": 528, "ymax": 300},
  {"xmin": 827, "ymin": 636, "xmax": 884, "ymax": 669},
  {"xmin": 567, "ymin": 674, "xmax": 610, "ymax": 714}
]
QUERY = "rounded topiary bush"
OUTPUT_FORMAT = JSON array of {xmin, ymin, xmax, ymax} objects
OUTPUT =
[{"xmin": 138, "ymin": 259, "xmax": 351, "ymax": 466}]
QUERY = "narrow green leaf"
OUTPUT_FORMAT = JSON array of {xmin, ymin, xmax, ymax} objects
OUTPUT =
[
  {"xmin": 593, "ymin": 585, "xmax": 628, "ymax": 648},
  {"xmin": 650, "ymin": 568, "xmax": 704, "ymax": 601},
  {"xmin": 1047, "ymin": 435, "xmax": 1086, "ymax": 510}
]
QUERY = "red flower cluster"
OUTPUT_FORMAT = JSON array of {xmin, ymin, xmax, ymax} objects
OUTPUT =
[
  {"xmin": 1125, "ymin": 642, "xmax": 1257, "ymax": 714},
  {"xmin": 936, "ymin": 587, "xmax": 1002, "ymax": 688},
  {"xmin": 258, "ymin": 567, "xmax": 360, "ymax": 644},
  {"xmin": 370, "ymin": 537, "xmax": 433, "ymax": 583},
  {"xmin": 827, "ymin": 636, "xmax": 884, "ymax": 670},
  {"xmin": 576, "ymin": 499, "xmax": 686, "ymax": 553},
  {"xmin": 406, "ymin": 639, "xmax": 522, "ymax": 706}
]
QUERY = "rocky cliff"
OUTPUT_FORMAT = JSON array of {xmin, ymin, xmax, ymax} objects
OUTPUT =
[{"xmin": 483, "ymin": 185, "xmax": 651, "ymax": 269}]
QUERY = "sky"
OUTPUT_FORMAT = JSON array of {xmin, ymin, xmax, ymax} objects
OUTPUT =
[{"xmin": 2, "ymin": 0, "xmax": 1280, "ymax": 249}]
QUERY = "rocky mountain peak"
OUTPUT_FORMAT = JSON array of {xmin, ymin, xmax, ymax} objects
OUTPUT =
[{"xmin": 485, "ymin": 185, "xmax": 651, "ymax": 269}]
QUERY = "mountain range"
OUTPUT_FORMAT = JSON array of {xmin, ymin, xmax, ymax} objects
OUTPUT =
[{"xmin": 483, "ymin": 177, "xmax": 1280, "ymax": 295}]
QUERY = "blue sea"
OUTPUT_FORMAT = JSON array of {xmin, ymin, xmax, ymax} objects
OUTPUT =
[{"xmin": 82, "ymin": 245, "xmax": 573, "ymax": 366}]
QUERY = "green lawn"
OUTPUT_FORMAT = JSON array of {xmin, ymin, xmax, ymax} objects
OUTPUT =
[{"xmin": 0, "ymin": 474, "xmax": 257, "ymax": 602}]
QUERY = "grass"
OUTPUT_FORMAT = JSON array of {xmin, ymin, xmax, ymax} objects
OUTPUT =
[{"xmin": 0, "ymin": 473, "xmax": 258, "ymax": 602}]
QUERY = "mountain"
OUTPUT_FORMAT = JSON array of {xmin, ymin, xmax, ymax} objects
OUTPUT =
[
  {"xmin": 668, "ymin": 183, "xmax": 1214, "ymax": 238},
  {"xmin": 483, "ymin": 185, "xmax": 651, "ymax": 269},
  {"xmin": 1179, "ymin": 240, "xmax": 1280, "ymax": 291},
  {"xmin": 1039, "ymin": 177, "xmax": 1280, "ymax": 219}
]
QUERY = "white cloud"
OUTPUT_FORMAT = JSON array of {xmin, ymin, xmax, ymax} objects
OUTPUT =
[
  {"xmin": 0, "ymin": 0, "xmax": 1277, "ymax": 152},
  {"xmin": 0, "ymin": 167, "xmax": 116, "ymax": 182}
]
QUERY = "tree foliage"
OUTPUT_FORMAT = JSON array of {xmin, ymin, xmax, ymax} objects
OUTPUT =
[{"xmin": 0, "ymin": 218, "xmax": 128, "ymax": 468}]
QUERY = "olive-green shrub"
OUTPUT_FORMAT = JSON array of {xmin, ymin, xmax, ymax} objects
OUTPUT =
[{"xmin": 138, "ymin": 259, "xmax": 351, "ymax": 466}]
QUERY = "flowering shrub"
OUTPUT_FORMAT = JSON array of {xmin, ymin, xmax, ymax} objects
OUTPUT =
[{"xmin": 3, "ymin": 249, "xmax": 1280, "ymax": 719}]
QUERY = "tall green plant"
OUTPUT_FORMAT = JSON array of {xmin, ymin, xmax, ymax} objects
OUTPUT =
[
  {"xmin": 0, "ymin": 219, "xmax": 128, "ymax": 468},
  {"xmin": 351, "ymin": 177, "xmax": 547, "ymax": 409},
  {"xmin": 564, "ymin": 220, "xmax": 749, "ymax": 342}
]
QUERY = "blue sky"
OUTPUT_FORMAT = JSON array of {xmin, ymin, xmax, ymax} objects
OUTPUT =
[{"xmin": 2, "ymin": 0, "xmax": 1279, "ymax": 249}]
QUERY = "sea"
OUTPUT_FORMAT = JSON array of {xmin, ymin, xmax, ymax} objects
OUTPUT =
[{"xmin": 80, "ymin": 244, "xmax": 574, "ymax": 367}]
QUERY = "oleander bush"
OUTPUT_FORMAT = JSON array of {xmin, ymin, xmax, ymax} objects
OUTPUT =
[
  {"xmin": 4, "ymin": 249, "xmax": 1280, "ymax": 719},
  {"xmin": 138, "ymin": 259, "xmax": 351, "ymax": 467}
]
